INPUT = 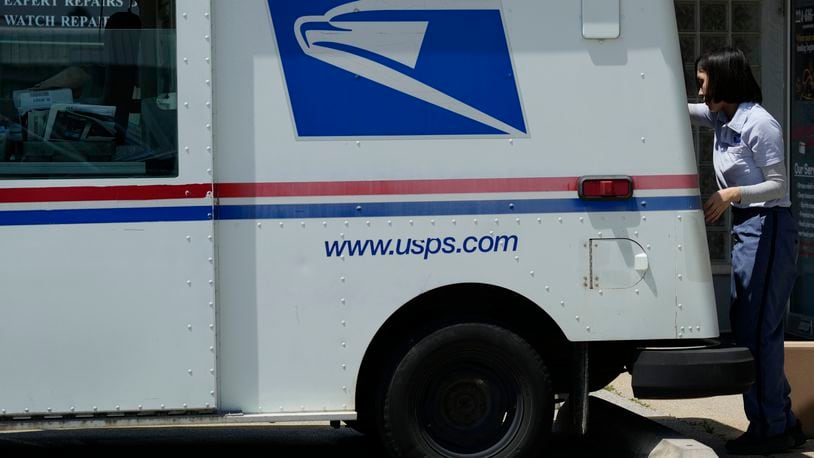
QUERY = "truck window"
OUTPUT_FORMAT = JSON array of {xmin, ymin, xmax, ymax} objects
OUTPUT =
[{"xmin": 0, "ymin": 0, "xmax": 178, "ymax": 179}]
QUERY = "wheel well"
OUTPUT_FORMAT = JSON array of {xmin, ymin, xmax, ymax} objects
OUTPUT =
[{"xmin": 354, "ymin": 283, "xmax": 574, "ymax": 425}]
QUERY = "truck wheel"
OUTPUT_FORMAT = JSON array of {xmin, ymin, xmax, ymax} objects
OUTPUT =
[{"xmin": 380, "ymin": 323, "xmax": 552, "ymax": 457}]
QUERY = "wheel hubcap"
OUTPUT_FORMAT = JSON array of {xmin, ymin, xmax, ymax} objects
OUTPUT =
[
  {"xmin": 443, "ymin": 379, "xmax": 488, "ymax": 426},
  {"xmin": 421, "ymin": 365, "xmax": 521, "ymax": 455}
]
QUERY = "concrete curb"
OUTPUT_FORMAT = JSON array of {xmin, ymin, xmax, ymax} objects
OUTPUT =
[
  {"xmin": 555, "ymin": 395, "xmax": 717, "ymax": 458},
  {"xmin": 649, "ymin": 438, "xmax": 717, "ymax": 457}
]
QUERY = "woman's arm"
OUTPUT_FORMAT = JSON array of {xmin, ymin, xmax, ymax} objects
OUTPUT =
[
  {"xmin": 739, "ymin": 162, "xmax": 787, "ymax": 204},
  {"xmin": 704, "ymin": 163, "xmax": 787, "ymax": 222},
  {"xmin": 688, "ymin": 103, "xmax": 715, "ymax": 128}
]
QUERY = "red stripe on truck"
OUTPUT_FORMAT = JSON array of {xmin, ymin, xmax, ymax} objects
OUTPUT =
[{"xmin": 0, "ymin": 175, "xmax": 697, "ymax": 203}]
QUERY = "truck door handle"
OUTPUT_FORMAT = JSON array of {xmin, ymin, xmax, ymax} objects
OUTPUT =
[{"xmin": 634, "ymin": 253, "xmax": 649, "ymax": 273}]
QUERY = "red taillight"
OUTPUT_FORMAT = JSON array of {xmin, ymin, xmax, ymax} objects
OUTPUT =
[{"xmin": 578, "ymin": 176, "xmax": 633, "ymax": 200}]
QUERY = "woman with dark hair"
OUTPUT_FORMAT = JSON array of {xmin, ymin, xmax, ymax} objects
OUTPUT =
[{"xmin": 690, "ymin": 47, "xmax": 807, "ymax": 455}]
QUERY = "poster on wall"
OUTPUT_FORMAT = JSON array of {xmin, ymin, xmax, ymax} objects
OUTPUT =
[{"xmin": 790, "ymin": 0, "xmax": 814, "ymax": 338}]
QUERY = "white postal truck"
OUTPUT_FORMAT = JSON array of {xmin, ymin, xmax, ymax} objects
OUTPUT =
[{"xmin": 0, "ymin": 0, "xmax": 754, "ymax": 456}]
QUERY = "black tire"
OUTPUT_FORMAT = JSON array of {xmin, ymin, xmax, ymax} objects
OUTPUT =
[{"xmin": 379, "ymin": 323, "xmax": 553, "ymax": 458}]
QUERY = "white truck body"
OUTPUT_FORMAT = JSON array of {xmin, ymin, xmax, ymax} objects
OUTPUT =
[
  {"xmin": 214, "ymin": 0, "xmax": 714, "ymax": 414},
  {"xmin": 0, "ymin": 0, "xmax": 748, "ymax": 455}
]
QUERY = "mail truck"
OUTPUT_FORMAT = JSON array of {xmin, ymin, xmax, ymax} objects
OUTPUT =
[{"xmin": 0, "ymin": 0, "xmax": 753, "ymax": 456}]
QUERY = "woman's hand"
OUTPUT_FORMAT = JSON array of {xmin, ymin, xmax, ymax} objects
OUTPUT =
[{"xmin": 704, "ymin": 187, "xmax": 741, "ymax": 223}]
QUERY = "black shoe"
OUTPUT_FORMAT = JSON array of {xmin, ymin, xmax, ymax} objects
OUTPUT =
[
  {"xmin": 725, "ymin": 431, "xmax": 794, "ymax": 455},
  {"xmin": 725, "ymin": 432, "xmax": 758, "ymax": 453},
  {"xmin": 788, "ymin": 420, "xmax": 808, "ymax": 448}
]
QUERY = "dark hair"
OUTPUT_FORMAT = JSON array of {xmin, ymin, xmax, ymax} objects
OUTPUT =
[{"xmin": 695, "ymin": 47, "xmax": 762, "ymax": 104}]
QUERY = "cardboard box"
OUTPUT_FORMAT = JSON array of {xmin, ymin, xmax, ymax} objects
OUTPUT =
[{"xmin": 786, "ymin": 341, "xmax": 814, "ymax": 438}]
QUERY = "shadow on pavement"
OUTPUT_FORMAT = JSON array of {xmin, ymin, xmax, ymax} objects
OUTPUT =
[
  {"xmin": 5, "ymin": 406, "xmax": 807, "ymax": 456},
  {"xmin": 0, "ymin": 425, "xmax": 617, "ymax": 456},
  {"xmin": 0, "ymin": 425, "xmax": 382, "ymax": 454}
]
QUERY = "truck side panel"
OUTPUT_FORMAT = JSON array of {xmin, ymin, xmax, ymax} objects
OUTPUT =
[{"xmin": 213, "ymin": 0, "xmax": 716, "ymax": 414}]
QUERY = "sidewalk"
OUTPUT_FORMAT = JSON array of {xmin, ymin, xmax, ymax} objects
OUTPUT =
[{"xmin": 605, "ymin": 373, "xmax": 814, "ymax": 457}]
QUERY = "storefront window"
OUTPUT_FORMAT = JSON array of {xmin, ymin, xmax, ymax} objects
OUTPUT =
[
  {"xmin": 0, "ymin": 0, "xmax": 178, "ymax": 179},
  {"xmin": 674, "ymin": 0, "xmax": 762, "ymax": 269},
  {"xmin": 790, "ymin": 0, "xmax": 814, "ymax": 335}
]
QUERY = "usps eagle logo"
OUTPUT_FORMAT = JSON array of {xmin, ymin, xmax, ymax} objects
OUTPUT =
[{"xmin": 268, "ymin": 0, "xmax": 528, "ymax": 138}]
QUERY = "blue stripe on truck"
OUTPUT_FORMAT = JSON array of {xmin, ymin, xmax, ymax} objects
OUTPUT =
[
  {"xmin": 217, "ymin": 196, "xmax": 700, "ymax": 220},
  {"xmin": 0, "ymin": 196, "xmax": 699, "ymax": 226}
]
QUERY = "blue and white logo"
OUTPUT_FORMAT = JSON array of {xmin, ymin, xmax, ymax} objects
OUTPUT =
[{"xmin": 267, "ymin": 0, "xmax": 528, "ymax": 138}]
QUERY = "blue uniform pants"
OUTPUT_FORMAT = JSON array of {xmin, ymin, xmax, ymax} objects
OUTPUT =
[{"xmin": 730, "ymin": 206, "xmax": 798, "ymax": 438}]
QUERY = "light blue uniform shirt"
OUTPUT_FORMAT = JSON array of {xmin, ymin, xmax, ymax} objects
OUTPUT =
[{"xmin": 689, "ymin": 102, "xmax": 790, "ymax": 208}]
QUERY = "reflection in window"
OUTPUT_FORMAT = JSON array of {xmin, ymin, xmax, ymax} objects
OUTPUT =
[{"xmin": 0, "ymin": 0, "xmax": 177, "ymax": 179}]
